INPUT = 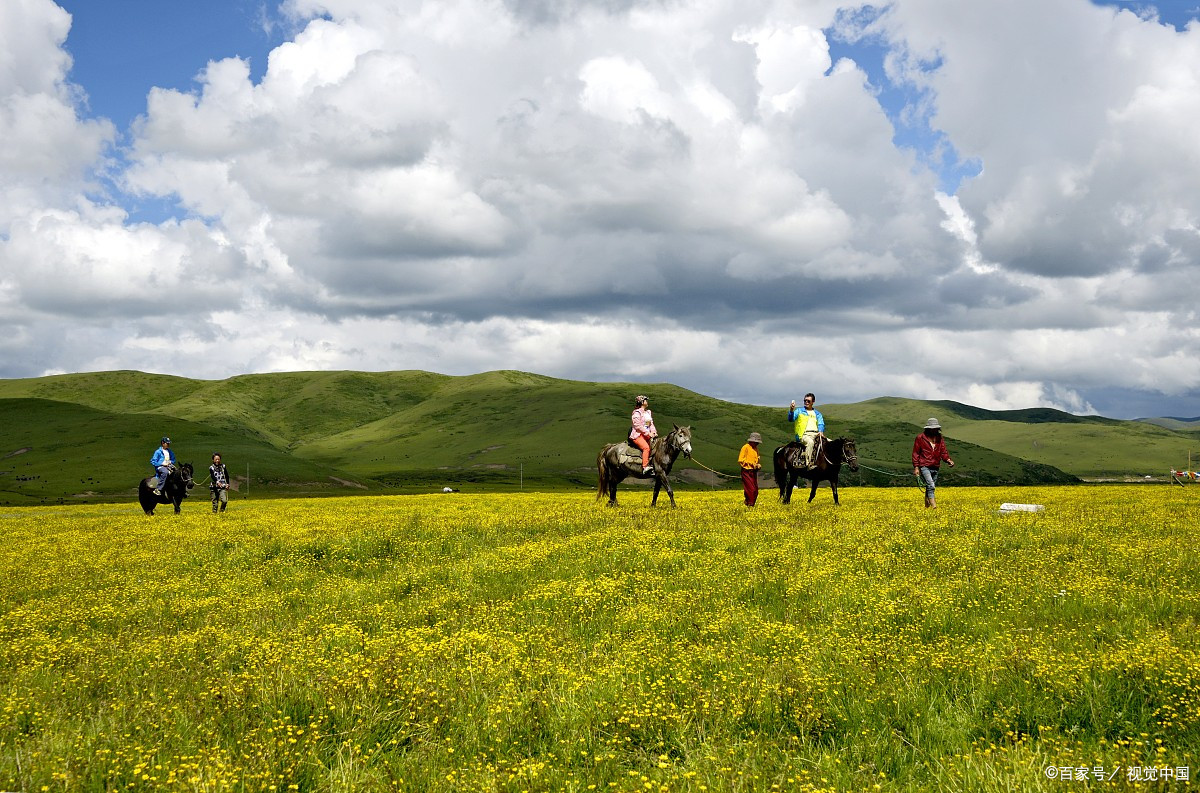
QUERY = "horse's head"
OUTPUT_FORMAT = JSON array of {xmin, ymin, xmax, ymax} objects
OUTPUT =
[
  {"xmin": 180, "ymin": 462, "xmax": 195, "ymax": 489},
  {"xmin": 840, "ymin": 439, "xmax": 859, "ymax": 472},
  {"xmin": 670, "ymin": 424, "xmax": 693, "ymax": 458}
]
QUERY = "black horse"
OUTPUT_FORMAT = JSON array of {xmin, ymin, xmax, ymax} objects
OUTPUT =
[
  {"xmin": 138, "ymin": 462, "xmax": 195, "ymax": 515},
  {"xmin": 773, "ymin": 437, "xmax": 858, "ymax": 505},
  {"xmin": 597, "ymin": 425, "xmax": 693, "ymax": 507}
]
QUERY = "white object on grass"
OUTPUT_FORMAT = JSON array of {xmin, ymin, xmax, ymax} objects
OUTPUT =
[{"xmin": 999, "ymin": 502, "xmax": 1044, "ymax": 513}]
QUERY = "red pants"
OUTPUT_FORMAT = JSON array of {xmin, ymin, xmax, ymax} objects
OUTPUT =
[
  {"xmin": 631, "ymin": 435, "xmax": 651, "ymax": 467},
  {"xmin": 741, "ymin": 469, "xmax": 759, "ymax": 506}
]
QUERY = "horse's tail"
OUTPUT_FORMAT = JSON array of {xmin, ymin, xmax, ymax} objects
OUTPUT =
[{"xmin": 596, "ymin": 447, "xmax": 611, "ymax": 501}]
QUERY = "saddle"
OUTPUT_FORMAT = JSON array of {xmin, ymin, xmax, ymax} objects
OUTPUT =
[
  {"xmin": 786, "ymin": 435, "xmax": 824, "ymax": 469},
  {"xmin": 613, "ymin": 441, "xmax": 645, "ymax": 469}
]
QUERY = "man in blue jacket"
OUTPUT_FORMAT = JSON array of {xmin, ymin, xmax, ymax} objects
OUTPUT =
[
  {"xmin": 150, "ymin": 436, "xmax": 176, "ymax": 495},
  {"xmin": 787, "ymin": 393, "xmax": 825, "ymax": 468}
]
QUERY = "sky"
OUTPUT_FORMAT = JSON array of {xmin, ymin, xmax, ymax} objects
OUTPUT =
[{"xmin": 2, "ymin": 0, "xmax": 1199, "ymax": 420}]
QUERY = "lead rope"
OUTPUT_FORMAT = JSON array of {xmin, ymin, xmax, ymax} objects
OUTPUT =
[
  {"xmin": 856, "ymin": 462, "xmax": 927, "ymax": 490},
  {"xmin": 687, "ymin": 456, "xmax": 740, "ymax": 479}
]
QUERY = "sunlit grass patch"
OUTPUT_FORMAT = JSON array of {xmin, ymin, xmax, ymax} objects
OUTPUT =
[{"xmin": 1, "ymin": 486, "xmax": 1197, "ymax": 791}]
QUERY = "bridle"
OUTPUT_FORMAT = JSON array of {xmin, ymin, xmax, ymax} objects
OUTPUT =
[
  {"xmin": 840, "ymin": 441, "xmax": 858, "ymax": 470},
  {"xmin": 816, "ymin": 438, "xmax": 858, "ymax": 470},
  {"xmin": 173, "ymin": 463, "xmax": 196, "ymax": 489},
  {"xmin": 665, "ymin": 427, "xmax": 692, "ymax": 458}
]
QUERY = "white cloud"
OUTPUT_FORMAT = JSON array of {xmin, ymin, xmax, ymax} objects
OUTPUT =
[
  {"xmin": 0, "ymin": 0, "xmax": 113, "ymax": 220},
  {"xmin": 877, "ymin": 0, "xmax": 1200, "ymax": 280},
  {"xmin": 0, "ymin": 0, "xmax": 1197, "ymax": 419}
]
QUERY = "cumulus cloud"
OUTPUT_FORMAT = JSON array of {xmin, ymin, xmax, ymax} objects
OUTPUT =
[
  {"xmin": 0, "ymin": 0, "xmax": 113, "ymax": 217},
  {"xmin": 0, "ymin": 0, "xmax": 1197, "ymax": 419}
]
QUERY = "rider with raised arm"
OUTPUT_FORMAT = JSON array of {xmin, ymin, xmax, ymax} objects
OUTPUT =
[{"xmin": 787, "ymin": 393, "xmax": 825, "ymax": 468}]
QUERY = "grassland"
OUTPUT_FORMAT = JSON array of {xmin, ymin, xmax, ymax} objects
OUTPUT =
[
  {"xmin": 829, "ymin": 397, "xmax": 1195, "ymax": 480},
  {"xmin": 1, "ymin": 486, "xmax": 1197, "ymax": 791},
  {"xmin": 2, "ymin": 370, "xmax": 1195, "ymax": 505}
]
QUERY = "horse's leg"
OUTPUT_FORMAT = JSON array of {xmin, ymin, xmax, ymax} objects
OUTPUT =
[
  {"xmin": 808, "ymin": 478, "xmax": 818, "ymax": 503},
  {"xmin": 651, "ymin": 475, "xmax": 661, "ymax": 507},
  {"xmin": 831, "ymin": 476, "xmax": 839, "ymax": 505},
  {"xmin": 664, "ymin": 475, "xmax": 676, "ymax": 507},
  {"xmin": 608, "ymin": 477, "xmax": 619, "ymax": 507}
]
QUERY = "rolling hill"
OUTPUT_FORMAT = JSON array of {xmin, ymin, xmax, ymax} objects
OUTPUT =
[
  {"xmin": 827, "ymin": 396, "xmax": 1193, "ymax": 479},
  {"xmin": 1, "ymin": 370, "xmax": 1192, "ymax": 505},
  {"xmin": 1136, "ymin": 415, "xmax": 1200, "ymax": 434}
]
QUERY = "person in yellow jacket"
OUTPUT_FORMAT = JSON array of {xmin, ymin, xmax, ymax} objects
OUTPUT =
[
  {"xmin": 738, "ymin": 432, "xmax": 762, "ymax": 506},
  {"xmin": 787, "ymin": 393, "xmax": 825, "ymax": 468}
]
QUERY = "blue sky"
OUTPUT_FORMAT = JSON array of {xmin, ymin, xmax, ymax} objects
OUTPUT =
[
  {"xmin": 57, "ymin": 0, "xmax": 281, "ymax": 130},
  {"xmin": 2, "ymin": 0, "xmax": 1199, "ymax": 420}
]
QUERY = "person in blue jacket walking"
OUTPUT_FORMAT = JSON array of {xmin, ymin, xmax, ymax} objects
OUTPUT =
[{"xmin": 150, "ymin": 436, "xmax": 176, "ymax": 495}]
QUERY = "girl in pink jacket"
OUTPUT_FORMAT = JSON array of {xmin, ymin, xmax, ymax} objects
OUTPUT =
[{"xmin": 629, "ymin": 395, "xmax": 658, "ymax": 474}]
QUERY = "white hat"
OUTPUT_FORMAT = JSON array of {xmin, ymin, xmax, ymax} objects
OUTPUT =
[{"xmin": 924, "ymin": 417, "xmax": 941, "ymax": 430}]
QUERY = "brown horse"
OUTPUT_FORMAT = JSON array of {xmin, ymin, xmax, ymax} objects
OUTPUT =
[
  {"xmin": 773, "ymin": 437, "xmax": 858, "ymax": 504},
  {"xmin": 596, "ymin": 424, "xmax": 693, "ymax": 507}
]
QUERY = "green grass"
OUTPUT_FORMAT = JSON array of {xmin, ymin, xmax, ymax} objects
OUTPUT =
[
  {"xmin": 0, "ymin": 398, "xmax": 372, "ymax": 506},
  {"xmin": 827, "ymin": 396, "xmax": 1194, "ymax": 479},
  {"xmin": 1, "ymin": 487, "xmax": 1197, "ymax": 791},
  {"xmin": 3, "ymin": 370, "xmax": 1194, "ymax": 502}
]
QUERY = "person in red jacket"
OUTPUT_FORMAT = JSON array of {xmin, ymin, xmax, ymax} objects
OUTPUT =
[{"xmin": 912, "ymin": 417, "xmax": 955, "ymax": 508}]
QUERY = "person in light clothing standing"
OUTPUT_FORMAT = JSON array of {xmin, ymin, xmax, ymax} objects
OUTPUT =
[
  {"xmin": 912, "ymin": 418, "xmax": 955, "ymax": 508},
  {"xmin": 738, "ymin": 432, "xmax": 762, "ymax": 506},
  {"xmin": 787, "ymin": 393, "xmax": 825, "ymax": 468},
  {"xmin": 209, "ymin": 452, "xmax": 231, "ymax": 513}
]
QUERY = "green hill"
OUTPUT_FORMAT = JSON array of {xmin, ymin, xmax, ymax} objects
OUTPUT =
[
  {"xmin": 0, "ymin": 397, "xmax": 369, "ymax": 506},
  {"xmin": 826, "ymin": 397, "xmax": 1193, "ymax": 479},
  {"xmin": 1136, "ymin": 415, "xmax": 1200, "ymax": 435},
  {"xmin": 5, "ymin": 370, "xmax": 1192, "ymax": 505}
]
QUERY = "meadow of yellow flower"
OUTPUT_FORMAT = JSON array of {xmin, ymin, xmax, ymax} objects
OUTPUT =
[{"xmin": 1, "ymin": 485, "xmax": 1196, "ymax": 791}]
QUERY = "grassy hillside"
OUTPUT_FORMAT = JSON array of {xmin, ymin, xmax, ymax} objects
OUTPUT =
[
  {"xmin": 0, "ymin": 398, "xmax": 370, "ymax": 506},
  {"xmin": 11, "ymin": 369, "xmax": 1194, "ymax": 505},
  {"xmin": 1137, "ymin": 415, "xmax": 1200, "ymax": 435},
  {"xmin": 827, "ymin": 397, "xmax": 1194, "ymax": 479}
]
